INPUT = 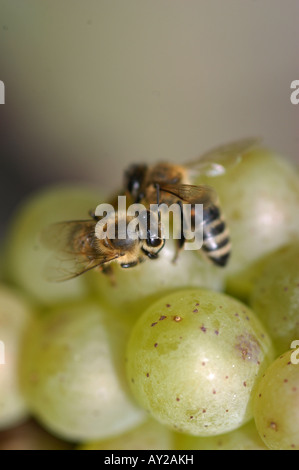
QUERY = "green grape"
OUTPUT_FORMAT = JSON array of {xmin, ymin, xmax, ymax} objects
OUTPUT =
[
  {"xmin": 78, "ymin": 418, "xmax": 174, "ymax": 450},
  {"xmin": 4, "ymin": 185, "xmax": 103, "ymax": 306},
  {"xmin": 250, "ymin": 244, "xmax": 299, "ymax": 355},
  {"xmin": 174, "ymin": 419, "xmax": 268, "ymax": 450},
  {"xmin": 0, "ymin": 285, "xmax": 34, "ymax": 430},
  {"xmin": 195, "ymin": 148, "xmax": 299, "ymax": 294},
  {"xmin": 224, "ymin": 255, "xmax": 271, "ymax": 304},
  {"xmin": 126, "ymin": 288, "xmax": 274, "ymax": 436},
  {"xmin": 20, "ymin": 300, "xmax": 146, "ymax": 442},
  {"xmin": 254, "ymin": 350, "xmax": 299, "ymax": 450},
  {"xmin": 89, "ymin": 238, "xmax": 225, "ymax": 319}
]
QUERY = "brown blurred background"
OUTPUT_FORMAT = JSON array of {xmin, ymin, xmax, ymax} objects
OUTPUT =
[{"xmin": 0, "ymin": 0, "xmax": 298, "ymax": 239}]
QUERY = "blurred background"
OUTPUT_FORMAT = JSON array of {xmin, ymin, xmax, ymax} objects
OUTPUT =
[{"xmin": 0, "ymin": 0, "xmax": 298, "ymax": 239}]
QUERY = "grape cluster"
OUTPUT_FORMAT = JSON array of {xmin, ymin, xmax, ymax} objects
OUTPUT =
[{"xmin": 0, "ymin": 148, "xmax": 299, "ymax": 450}]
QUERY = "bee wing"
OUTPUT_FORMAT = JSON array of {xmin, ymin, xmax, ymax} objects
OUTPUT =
[
  {"xmin": 44, "ymin": 252, "xmax": 107, "ymax": 282},
  {"xmin": 159, "ymin": 183, "xmax": 218, "ymax": 207},
  {"xmin": 40, "ymin": 219, "xmax": 101, "ymax": 253},
  {"xmin": 40, "ymin": 220, "xmax": 118, "ymax": 282},
  {"xmin": 186, "ymin": 137, "xmax": 261, "ymax": 177}
]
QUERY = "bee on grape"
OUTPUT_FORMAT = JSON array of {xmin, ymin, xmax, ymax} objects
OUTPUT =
[
  {"xmin": 124, "ymin": 137, "xmax": 260, "ymax": 267},
  {"xmin": 41, "ymin": 209, "xmax": 165, "ymax": 281}
]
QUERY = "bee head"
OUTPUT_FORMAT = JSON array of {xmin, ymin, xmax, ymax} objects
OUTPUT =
[{"xmin": 124, "ymin": 164, "xmax": 148, "ymax": 202}]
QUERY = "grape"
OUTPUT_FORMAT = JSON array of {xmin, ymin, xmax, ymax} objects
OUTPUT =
[
  {"xmin": 195, "ymin": 147, "xmax": 299, "ymax": 297},
  {"xmin": 174, "ymin": 419, "xmax": 268, "ymax": 450},
  {"xmin": 225, "ymin": 255, "xmax": 271, "ymax": 304},
  {"xmin": 0, "ymin": 285, "xmax": 34, "ymax": 430},
  {"xmin": 78, "ymin": 418, "xmax": 174, "ymax": 450},
  {"xmin": 126, "ymin": 288, "xmax": 274, "ymax": 436},
  {"xmin": 4, "ymin": 185, "xmax": 103, "ymax": 306},
  {"xmin": 89, "ymin": 238, "xmax": 225, "ymax": 320},
  {"xmin": 20, "ymin": 300, "xmax": 146, "ymax": 442},
  {"xmin": 250, "ymin": 243, "xmax": 299, "ymax": 355},
  {"xmin": 254, "ymin": 350, "xmax": 299, "ymax": 450}
]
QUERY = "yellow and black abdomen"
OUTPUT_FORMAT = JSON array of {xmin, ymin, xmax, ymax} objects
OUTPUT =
[{"xmin": 202, "ymin": 205, "xmax": 231, "ymax": 267}]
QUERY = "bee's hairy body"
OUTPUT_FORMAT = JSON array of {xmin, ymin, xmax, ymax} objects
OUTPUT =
[
  {"xmin": 125, "ymin": 161, "xmax": 231, "ymax": 267},
  {"xmin": 202, "ymin": 205, "xmax": 231, "ymax": 267},
  {"xmin": 42, "ymin": 211, "xmax": 165, "ymax": 282},
  {"xmin": 43, "ymin": 138, "xmax": 259, "ymax": 280}
]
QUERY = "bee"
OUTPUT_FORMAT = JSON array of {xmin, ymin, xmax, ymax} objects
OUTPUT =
[
  {"xmin": 41, "ymin": 209, "xmax": 165, "ymax": 281},
  {"xmin": 124, "ymin": 137, "xmax": 260, "ymax": 267}
]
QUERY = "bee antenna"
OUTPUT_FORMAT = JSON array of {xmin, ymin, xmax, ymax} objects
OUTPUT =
[{"xmin": 154, "ymin": 183, "xmax": 161, "ymax": 222}]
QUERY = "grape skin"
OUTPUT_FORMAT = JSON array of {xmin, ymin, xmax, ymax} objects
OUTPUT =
[
  {"xmin": 4, "ymin": 185, "xmax": 104, "ymax": 306},
  {"xmin": 0, "ymin": 285, "xmax": 34, "ymax": 430},
  {"xmin": 78, "ymin": 418, "xmax": 174, "ymax": 450},
  {"xmin": 196, "ymin": 148, "xmax": 299, "ymax": 296},
  {"xmin": 20, "ymin": 300, "xmax": 146, "ymax": 441},
  {"xmin": 254, "ymin": 350, "xmax": 299, "ymax": 450},
  {"xmin": 174, "ymin": 419, "xmax": 268, "ymax": 450},
  {"xmin": 126, "ymin": 288, "xmax": 274, "ymax": 436},
  {"xmin": 250, "ymin": 244, "xmax": 299, "ymax": 355}
]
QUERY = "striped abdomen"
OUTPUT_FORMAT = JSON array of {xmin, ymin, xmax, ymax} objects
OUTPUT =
[{"xmin": 202, "ymin": 205, "xmax": 231, "ymax": 267}]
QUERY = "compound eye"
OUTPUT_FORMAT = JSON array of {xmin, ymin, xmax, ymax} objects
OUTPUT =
[
  {"xmin": 142, "ymin": 236, "xmax": 165, "ymax": 259},
  {"xmin": 146, "ymin": 237, "xmax": 163, "ymax": 248}
]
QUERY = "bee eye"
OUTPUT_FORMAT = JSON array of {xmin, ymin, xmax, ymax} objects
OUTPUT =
[
  {"xmin": 142, "ymin": 237, "xmax": 165, "ymax": 259},
  {"xmin": 146, "ymin": 237, "xmax": 162, "ymax": 248}
]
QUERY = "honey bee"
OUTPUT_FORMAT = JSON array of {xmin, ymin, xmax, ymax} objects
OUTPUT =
[
  {"xmin": 42, "ymin": 209, "xmax": 165, "ymax": 281},
  {"xmin": 124, "ymin": 137, "xmax": 260, "ymax": 267}
]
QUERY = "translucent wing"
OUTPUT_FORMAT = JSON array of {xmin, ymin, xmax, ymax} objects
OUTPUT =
[
  {"xmin": 186, "ymin": 137, "xmax": 262, "ymax": 177},
  {"xmin": 159, "ymin": 183, "xmax": 218, "ymax": 207},
  {"xmin": 40, "ymin": 220, "xmax": 118, "ymax": 281}
]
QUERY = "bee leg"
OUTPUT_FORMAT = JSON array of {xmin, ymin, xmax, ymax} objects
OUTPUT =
[
  {"xmin": 101, "ymin": 264, "xmax": 117, "ymax": 286},
  {"xmin": 173, "ymin": 236, "xmax": 186, "ymax": 263},
  {"xmin": 172, "ymin": 200, "xmax": 186, "ymax": 263}
]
